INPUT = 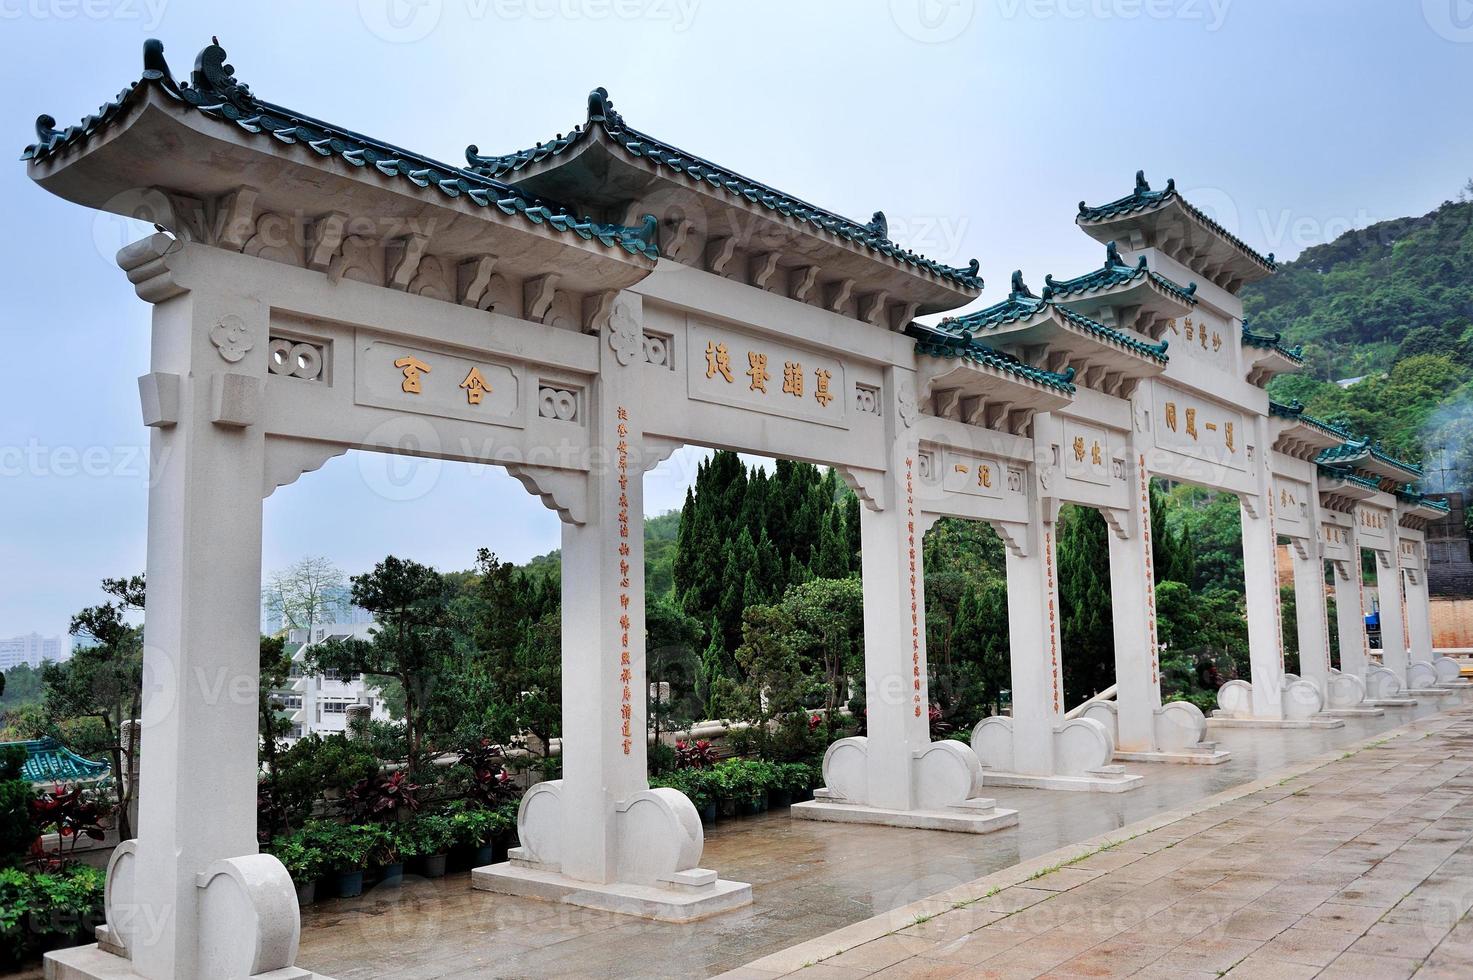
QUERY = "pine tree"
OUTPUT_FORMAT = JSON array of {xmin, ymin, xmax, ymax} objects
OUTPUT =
[{"xmin": 1056, "ymin": 506, "xmax": 1116, "ymax": 708}]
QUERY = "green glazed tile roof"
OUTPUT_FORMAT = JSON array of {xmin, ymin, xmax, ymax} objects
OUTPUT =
[
  {"xmin": 1317, "ymin": 440, "xmax": 1422, "ymax": 478},
  {"xmin": 1077, "ymin": 171, "xmax": 1277, "ymax": 273},
  {"xmin": 941, "ymin": 271, "xmax": 1168, "ymax": 363},
  {"xmin": 1316, "ymin": 465, "xmax": 1383, "ymax": 492},
  {"xmin": 1043, "ymin": 241, "xmax": 1198, "ymax": 307},
  {"xmin": 1269, "ymin": 400, "xmax": 1355, "ymax": 440},
  {"xmin": 1397, "ymin": 489, "xmax": 1450, "ymax": 512},
  {"xmin": 1242, "ymin": 320, "xmax": 1304, "ymax": 363},
  {"xmin": 465, "ymin": 88, "xmax": 983, "ymax": 291},
  {"xmin": 22, "ymin": 40, "xmax": 659, "ymax": 261},
  {"xmin": 5, "ymin": 737, "xmax": 109, "ymax": 783},
  {"xmin": 909, "ymin": 322, "xmax": 1076, "ymax": 393}
]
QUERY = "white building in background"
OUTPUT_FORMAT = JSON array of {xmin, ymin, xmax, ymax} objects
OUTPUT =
[
  {"xmin": 0, "ymin": 633, "xmax": 71, "ymax": 670},
  {"xmin": 275, "ymin": 622, "xmax": 391, "ymax": 742}
]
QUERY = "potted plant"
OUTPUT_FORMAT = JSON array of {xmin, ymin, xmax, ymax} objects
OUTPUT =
[
  {"xmin": 450, "ymin": 807, "xmax": 498, "ymax": 866},
  {"xmin": 322, "ymin": 824, "xmax": 375, "ymax": 899},
  {"xmin": 410, "ymin": 814, "xmax": 455, "ymax": 878},
  {"xmin": 268, "ymin": 835, "xmax": 324, "ymax": 906},
  {"xmin": 373, "ymin": 824, "xmax": 405, "ymax": 888}
]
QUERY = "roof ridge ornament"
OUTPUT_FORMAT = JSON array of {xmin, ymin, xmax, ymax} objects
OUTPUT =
[
  {"xmin": 1135, "ymin": 170, "xmax": 1150, "ymax": 194},
  {"xmin": 587, "ymin": 86, "xmax": 625, "ymax": 130},
  {"xmin": 865, "ymin": 211, "xmax": 888, "ymax": 240},
  {"xmin": 190, "ymin": 37, "xmax": 253, "ymax": 111},
  {"xmin": 1009, "ymin": 270, "xmax": 1036, "ymax": 299}
]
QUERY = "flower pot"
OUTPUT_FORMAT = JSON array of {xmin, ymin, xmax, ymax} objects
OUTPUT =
[
  {"xmin": 718, "ymin": 798, "xmax": 737, "ymax": 819},
  {"xmin": 335, "ymin": 869, "xmax": 364, "ymax": 898},
  {"xmin": 294, "ymin": 879, "xmax": 316, "ymax": 906},
  {"xmin": 379, "ymin": 862, "xmax": 404, "ymax": 887},
  {"xmin": 769, "ymin": 789, "xmax": 792, "ymax": 809},
  {"xmin": 422, "ymin": 853, "xmax": 447, "ymax": 878},
  {"xmin": 699, "ymin": 802, "xmax": 718, "ymax": 825},
  {"xmin": 474, "ymin": 843, "xmax": 496, "ymax": 867}
]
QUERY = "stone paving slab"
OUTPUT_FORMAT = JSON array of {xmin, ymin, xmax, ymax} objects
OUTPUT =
[{"xmin": 720, "ymin": 703, "xmax": 1473, "ymax": 979}]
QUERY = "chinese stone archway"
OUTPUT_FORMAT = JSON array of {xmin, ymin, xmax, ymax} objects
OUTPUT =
[{"xmin": 23, "ymin": 39, "xmax": 1453, "ymax": 980}]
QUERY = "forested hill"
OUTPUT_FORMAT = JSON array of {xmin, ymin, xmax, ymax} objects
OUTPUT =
[{"xmin": 1244, "ymin": 189, "xmax": 1473, "ymax": 481}]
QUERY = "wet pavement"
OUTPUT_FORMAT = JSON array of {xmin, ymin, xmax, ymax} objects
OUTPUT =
[
  {"xmin": 725, "ymin": 700, "xmax": 1473, "ymax": 979},
  {"xmin": 296, "ymin": 696, "xmax": 1467, "ymax": 979}
]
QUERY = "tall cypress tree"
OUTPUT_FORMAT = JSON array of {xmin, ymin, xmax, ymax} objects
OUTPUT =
[{"xmin": 1056, "ymin": 505, "xmax": 1116, "ymax": 707}]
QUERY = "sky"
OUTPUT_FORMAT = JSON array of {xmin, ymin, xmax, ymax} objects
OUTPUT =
[{"xmin": 1, "ymin": 0, "xmax": 1471, "ymax": 638}]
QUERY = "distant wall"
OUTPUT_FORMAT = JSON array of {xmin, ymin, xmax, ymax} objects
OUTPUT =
[{"xmin": 1431, "ymin": 598, "xmax": 1473, "ymax": 650}]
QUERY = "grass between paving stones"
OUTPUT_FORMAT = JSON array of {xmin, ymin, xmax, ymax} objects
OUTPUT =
[{"xmin": 799, "ymin": 726, "xmax": 1420, "ymax": 972}]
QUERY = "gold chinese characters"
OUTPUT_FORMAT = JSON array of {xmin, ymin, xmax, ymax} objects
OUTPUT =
[
  {"xmin": 393, "ymin": 353, "xmax": 497, "ymax": 407},
  {"xmin": 706, "ymin": 338, "xmax": 838, "ymax": 408}
]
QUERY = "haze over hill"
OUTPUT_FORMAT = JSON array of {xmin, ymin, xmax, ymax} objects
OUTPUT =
[{"xmin": 1245, "ymin": 184, "xmax": 1473, "ymax": 492}]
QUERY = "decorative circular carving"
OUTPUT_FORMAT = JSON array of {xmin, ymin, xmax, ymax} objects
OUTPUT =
[
  {"xmin": 538, "ymin": 387, "xmax": 578, "ymax": 422},
  {"xmin": 607, "ymin": 302, "xmax": 642, "ymax": 366},
  {"xmin": 643, "ymin": 334, "xmax": 668, "ymax": 367},
  {"xmin": 896, "ymin": 385, "xmax": 917, "ymax": 428},
  {"xmin": 267, "ymin": 338, "xmax": 323, "ymax": 381},
  {"xmin": 209, "ymin": 314, "xmax": 254, "ymax": 363}
]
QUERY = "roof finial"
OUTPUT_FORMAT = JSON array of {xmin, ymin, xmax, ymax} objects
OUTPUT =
[
  {"xmin": 1009, "ymin": 270, "xmax": 1035, "ymax": 299},
  {"xmin": 1135, "ymin": 170, "xmax": 1150, "ymax": 194},
  {"xmin": 865, "ymin": 211, "xmax": 888, "ymax": 240},
  {"xmin": 1104, "ymin": 240, "xmax": 1122, "ymax": 268}
]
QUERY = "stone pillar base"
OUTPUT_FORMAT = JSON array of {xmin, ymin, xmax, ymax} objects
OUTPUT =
[
  {"xmin": 1317, "ymin": 706, "xmax": 1386, "ymax": 718},
  {"xmin": 790, "ymin": 796, "xmax": 1019, "ymax": 833},
  {"xmin": 45, "ymin": 945, "xmax": 331, "ymax": 980},
  {"xmin": 471, "ymin": 862, "xmax": 751, "ymax": 923},
  {"xmin": 1113, "ymin": 746, "xmax": 1231, "ymax": 765},
  {"xmin": 978, "ymin": 768, "xmax": 1145, "ymax": 793}
]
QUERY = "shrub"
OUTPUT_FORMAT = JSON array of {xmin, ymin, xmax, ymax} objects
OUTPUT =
[
  {"xmin": 0, "ymin": 864, "xmax": 105, "ymax": 968},
  {"xmin": 264, "ymin": 833, "xmax": 327, "ymax": 885},
  {"xmin": 0, "ymin": 746, "xmax": 35, "ymax": 865},
  {"xmin": 406, "ymin": 813, "xmax": 455, "ymax": 856}
]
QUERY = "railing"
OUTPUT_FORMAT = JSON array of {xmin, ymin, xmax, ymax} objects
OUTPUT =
[{"xmin": 1063, "ymin": 684, "xmax": 1118, "ymax": 720}]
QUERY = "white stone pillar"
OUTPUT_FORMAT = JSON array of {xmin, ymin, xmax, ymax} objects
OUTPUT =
[
  {"xmin": 1404, "ymin": 547, "xmax": 1434, "ymax": 665},
  {"xmin": 127, "ymin": 248, "xmax": 270, "ymax": 979},
  {"xmin": 858, "ymin": 453, "xmax": 931, "ymax": 810},
  {"xmin": 1002, "ymin": 509, "xmax": 1063, "ymax": 775},
  {"xmin": 1332, "ymin": 533, "xmax": 1370, "ymax": 679},
  {"xmin": 1108, "ymin": 452, "xmax": 1161, "ymax": 753},
  {"xmin": 1240, "ymin": 494, "xmax": 1286, "ymax": 719},
  {"xmin": 557, "ymin": 324, "xmax": 649, "ymax": 886},
  {"xmin": 1292, "ymin": 540, "xmax": 1332, "ymax": 694},
  {"xmin": 1374, "ymin": 553, "xmax": 1409, "ymax": 685}
]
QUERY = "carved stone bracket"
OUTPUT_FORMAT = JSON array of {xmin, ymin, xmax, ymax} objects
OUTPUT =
[
  {"xmin": 988, "ymin": 521, "xmax": 1029, "ymax": 558},
  {"xmin": 386, "ymin": 233, "xmax": 430, "ymax": 290},
  {"xmin": 117, "ymin": 233, "xmax": 187, "ymax": 303},
  {"xmin": 835, "ymin": 465, "xmax": 886, "ymax": 512},
  {"xmin": 640, "ymin": 437, "xmax": 683, "ymax": 475},
  {"xmin": 457, "ymin": 255, "xmax": 498, "ymax": 308},
  {"xmin": 307, "ymin": 211, "xmax": 348, "ymax": 272},
  {"xmin": 505, "ymin": 464, "xmax": 589, "ymax": 525},
  {"xmin": 524, "ymin": 274, "xmax": 561, "ymax": 323},
  {"xmin": 1331, "ymin": 559, "xmax": 1351, "ymax": 581},
  {"xmin": 1100, "ymin": 508, "xmax": 1130, "ymax": 541},
  {"xmin": 263, "ymin": 436, "xmax": 348, "ymax": 498}
]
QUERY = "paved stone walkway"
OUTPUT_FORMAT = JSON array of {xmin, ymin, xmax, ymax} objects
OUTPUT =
[{"xmin": 722, "ymin": 702, "xmax": 1473, "ymax": 979}]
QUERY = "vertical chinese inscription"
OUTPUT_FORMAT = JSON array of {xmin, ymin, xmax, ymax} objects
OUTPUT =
[
  {"xmin": 616, "ymin": 406, "xmax": 633, "ymax": 756},
  {"xmin": 1046, "ymin": 528, "xmax": 1061, "ymax": 715},
  {"xmin": 906, "ymin": 457, "xmax": 922, "ymax": 718},
  {"xmin": 1267, "ymin": 490, "xmax": 1285, "ymax": 669},
  {"xmin": 1138, "ymin": 453, "xmax": 1159, "ymax": 685}
]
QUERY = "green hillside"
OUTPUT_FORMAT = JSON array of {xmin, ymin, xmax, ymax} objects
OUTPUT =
[{"xmin": 1244, "ymin": 187, "xmax": 1473, "ymax": 482}]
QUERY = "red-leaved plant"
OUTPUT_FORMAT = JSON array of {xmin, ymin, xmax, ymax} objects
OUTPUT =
[
  {"xmin": 30, "ymin": 783, "xmax": 107, "ymax": 869},
  {"xmin": 675, "ymin": 739, "xmax": 717, "ymax": 770}
]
